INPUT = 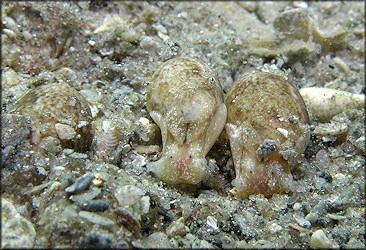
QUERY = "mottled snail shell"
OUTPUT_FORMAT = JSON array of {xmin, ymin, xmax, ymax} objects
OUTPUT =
[
  {"xmin": 224, "ymin": 72, "xmax": 310, "ymax": 199},
  {"xmin": 13, "ymin": 82, "xmax": 93, "ymax": 153},
  {"xmin": 146, "ymin": 57, "xmax": 227, "ymax": 185}
]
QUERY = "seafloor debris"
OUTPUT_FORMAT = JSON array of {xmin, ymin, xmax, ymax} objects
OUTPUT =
[
  {"xmin": 1, "ymin": 1, "xmax": 364, "ymax": 249},
  {"xmin": 65, "ymin": 173, "xmax": 95, "ymax": 194},
  {"xmin": 299, "ymin": 87, "xmax": 365, "ymax": 123},
  {"xmin": 1, "ymin": 198, "xmax": 36, "ymax": 248}
]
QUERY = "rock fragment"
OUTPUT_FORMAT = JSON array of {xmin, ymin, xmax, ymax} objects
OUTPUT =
[
  {"xmin": 78, "ymin": 211, "xmax": 114, "ymax": 226},
  {"xmin": 310, "ymin": 229, "xmax": 338, "ymax": 249},
  {"xmin": 1, "ymin": 198, "xmax": 36, "ymax": 248},
  {"xmin": 65, "ymin": 173, "xmax": 95, "ymax": 194}
]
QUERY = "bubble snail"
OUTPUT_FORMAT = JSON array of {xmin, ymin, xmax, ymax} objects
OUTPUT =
[{"xmin": 147, "ymin": 58, "xmax": 321, "ymax": 199}]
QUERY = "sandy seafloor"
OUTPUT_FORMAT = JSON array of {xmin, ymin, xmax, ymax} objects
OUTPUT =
[{"xmin": 1, "ymin": 1, "xmax": 365, "ymax": 248}]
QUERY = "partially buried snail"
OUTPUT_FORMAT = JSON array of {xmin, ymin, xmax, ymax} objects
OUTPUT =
[
  {"xmin": 12, "ymin": 82, "xmax": 93, "ymax": 153},
  {"xmin": 225, "ymin": 72, "xmax": 310, "ymax": 199},
  {"xmin": 146, "ymin": 57, "xmax": 227, "ymax": 185}
]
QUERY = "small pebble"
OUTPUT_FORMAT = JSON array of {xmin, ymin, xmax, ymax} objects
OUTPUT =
[
  {"xmin": 293, "ymin": 1, "xmax": 308, "ymax": 8},
  {"xmin": 268, "ymin": 223, "xmax": 282, "ymax": 234},
  {"xmin": 2, "ymin": 16, "xmax": 19, "ymax": 32},
  {"xmin": 333, "ymin": 57, "xmax": 350, "ymax": 74},
  {"xmin": 132, "ymin": 155, "xmax": 146, "ymax": 168},
  {"xmin": 78, "ymin": 200, "xmax": 109, "ymax": 212},
  {"xmin": 314, "ymin": 177, "xmax": 327, "ymax": 189},
  {"xmin": 36, "ymin": 166, "xmax": 47, "ymax": 176},
  {"xmin": 59, "ymin": 175, "xmax": 74, "ymax": 190},
  {"xmin": 294, "ymin": 214, "xmax": 311, "ymax": 228},
  {"xmin": 39, "ymin": 136, "xmax": 62, "ymax": 154},
  {"xmin": 313, "ymin": 201, "xmax": 328, "ymax": 216},
  {"xmin": 88, "ymin": 40, "xmax": 96, "ymax": 46},
  {"xmin": 206, "ymin": 216, "xmax": 219, "ymax": 231},
  {"xmin": 65, "ymin": 173, "xmax": 95, "ymax": 194},
  {"xmin": 146, "ymin": 232, "xmax": 170, "ymax": 248},
  {"xmin": 305, "ymin": 212, "xmax": 319, "ymax": 224},
  {"xmin": 63, "ymin": 149, "xmax": 74, "ymax": 155},
  {"xmin": 139, "ymin": 36, "xmax": 158, "ymax": 51},
  {"xmin": 310, "ymin": 229, "xmax": 336, "ymax": 248},
  {"xmin": 277, "ymin": 127, "xmax": 289, "ymax": 138},
  {"xmin": 1, "ymin": 114, "xmax": 31, "ymax": 147},
  {"xmin": 319, "ymin": 170, "xmax": 333, "ymax": 183},
  {"xmin": 326, "ymin": 213, "xmax": 347, "ymax": 221},
  {"xmin": 68, "ymin": 152, "xmax": 88, "ymax": 159},
  {"xmin": 166, "ymin": 217, "xmax": 187, "ymax": 237},
  {"xmin": 55, "ymin": 123, "xmax": 76, "ymax": 140},
  {"xmin": 3, "ymin": 28, "xmax": 16, "ymax": 38},
  {"xmin": 140, "ymin": 196, "xmax": 150, "ymax": 214},
  {"xmin": 135, "ymin": 145, "xmax": 161, "ymax": 155},
  {"xmin": 114, "ymin": 185, "xmax": 144, "ymax": 206},
  {"xmin": 92, "ymin": 178, "xmax": 104, "ymax": 187},
  {"xmin": 293, "ymin": 203, "xmax": 302, "ymax": 212},
  {"xmin": 70, "ymin": 187, "xmax": 101, "ymax": 203},
  {"xmin": 78, "ymin": 211, "xmax": 114, "ymax": 226}
]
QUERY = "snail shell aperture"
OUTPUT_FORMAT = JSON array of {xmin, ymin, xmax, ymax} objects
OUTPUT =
[
  {"xmin": 146, "ymin": 57, "xmax": 227, "ymax": 185},
  {"xmin": 224, "ymin": 72, "xmax": 310, "ymax": 199}
]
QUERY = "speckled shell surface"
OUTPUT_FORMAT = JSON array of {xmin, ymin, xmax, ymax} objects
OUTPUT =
[
  {"xmin": 146, "ymin": 57, "xmax": 227, "ymax": 185},
  {"xmin": 225, "ymin": 72, "xmax": 310, "ymax": 198},
  {"xmin": 14, "ymin": 82, "xmax": 93, "ymax": 153},
  {"xmin": 147, "ymin": 57, "xmax": 224, "ymax": 137}
]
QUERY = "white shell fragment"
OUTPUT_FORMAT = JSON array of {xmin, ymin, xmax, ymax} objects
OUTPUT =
[
  {"xmin": 206, "ymin": 216, "xmax": 219, "ymax": 231},
  {"xmin": 277, "ymin": 127, "xmax": 289, "ymax": 138},
  {"xmin": 310, "ymin": 229, "xmax": 338, "ymax": 249},
  {"xmin": 299, "ymin": 87, "xmax": 365, "ymax": 123}
]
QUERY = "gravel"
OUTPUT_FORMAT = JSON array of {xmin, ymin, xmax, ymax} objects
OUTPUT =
[{"xmin": 1, "ymin": 1, "xmax": 364, "ymax": 248}]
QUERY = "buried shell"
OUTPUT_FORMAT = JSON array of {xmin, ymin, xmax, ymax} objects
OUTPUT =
[
  {"xmin": 299, "ymin": 87, "xmax": 365, "ymax": 123},
  {"xmin": 224, "ymin": 72, "xmax": 310, "ymax": 199},
  {"xmin": 146, "ymin": 57, "xmax": 227, "ymax": 185},
  {"xmin": 11, "ymin": 82, "xmax": 93, "ymax": 153}
]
